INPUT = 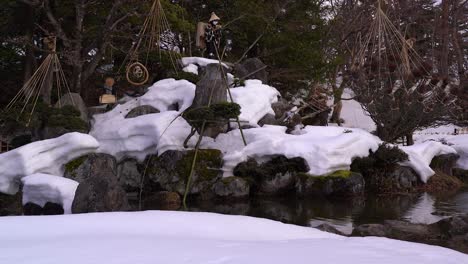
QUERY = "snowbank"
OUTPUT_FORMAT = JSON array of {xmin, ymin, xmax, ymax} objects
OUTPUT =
[
  {"xmin": 400, "ymin": 141, "xmax": 458, "ymax": 183},
  {"xmin": 21, "ymin": 174, "xmax": 78, "ymax": 214},
  {"xmin": 0, "ymin": 133, "xmax": 99, "ymax": 195},
  {"xmin": 204, "ymin": 126, "xmax": 381, "ymax": 177},
  {"xmin": 181, "ymin": 57, "xmax": 229, "ymax": 69},
  {"xmin": 92, "ymin": 111, "xmax": 196, "ymax": 161},
  {"xmin": 0, "ymin": 211, "xmax": 466, "ymax": 264},
  {"xmin": 231, "ymin": 80, "xmax": 280, "ymax": 127}
]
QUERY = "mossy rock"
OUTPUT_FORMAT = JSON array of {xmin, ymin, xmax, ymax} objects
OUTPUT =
[
  {"xmin": 147, "ymin": 149, "xmax": 223, "ymax": 196},
  {"xmin": 212, "ymin": 177, "xmax": 250, "ymax": 199},
  {"xmin": 453, "ymin": 168, "xmax": 468, "ymax": 184},
  {"xmin": 296, "ymin": 171, "xmax": 365, "ymax": 197},
  {"xmin": 65, "ymin": 156, "xmax": 88, "ymax": 175}
]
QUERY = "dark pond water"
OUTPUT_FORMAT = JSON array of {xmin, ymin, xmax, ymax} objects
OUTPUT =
[{"xmin": 182, "ymin": 190, "xmax": 468, "ymax": 235}]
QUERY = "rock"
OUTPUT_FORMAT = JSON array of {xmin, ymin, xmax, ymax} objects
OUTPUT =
[
  {"xmin": 234, "ymin": 156, "xmax": 309, "ymax": 195},
  {"xmin": 56, "ymin": 93, "xmax": 88, "ymax": 122},
  {"xmin": 125, "ymin": 105, "xmax": 160, "ymax": 118},
  {"xmin": 147, "ymin": 150, "xmax": 223, "ymax": 196},
  {"xmin": 271, "ymin": 99, "xmax": 292, "ymax": 119},
  {"xmin": 453, "ymin": 168, "xmax": 468, "ymax": 183},
  {"xmin": 296, "ymin": 171, "xmax": 365, "ymax": 197},
  {"xmin": 356, "ymin": 163, "xmax": 420, "ymax": 193},
  {"xmin": 191, "ymin": 64, "xmax": 228, "ymax": 138},
  {"xmin": 42, "ymin": 202, "xmax": 65, "ymax": 215},
  {"xmin": 432, "ymin": 214, "xmax": 468, "ymax": 237},
  {"xmin": 23, "ymin": 201, "xmax": 65, "ymax": 216},
  {"xmin": 23, "ymin": 203, "xmax": 43, "ymax": 216},
  {"xmin": 430, "ymin": 154, "xmax": 460, "ymax": 176},
  {"xmin": 212, "ymin": 177, "xmax": 250, "ymax": 199},
  {"xmin": 65, "ymin": 154, "xmax": 115, "ymax": 183},
  {"xmin": 117, "ymin": 159, "xmax": 142, "ymax": 191},
  {"xmin": 143, "ymin": 191, "xmax": 181, "ymax": 211},
  {"xmin": 235, "ymin": 58, "xmax": 268, "ymax": 84},
  {"xmin": 383, "ymin": 220, "xmax": 432, "ymax": 242},
  {"xmin": 352, "ymin": 224, "xmax": 389, "ymax": 237},
  {"xmin": 258, "ymin": 113, "xmax": 279, "ymax": 126},
  {"xmin": 315, "ymin": 224, "xmax": 347, "ymax": 236},
  {"xmin": 70, "ymin": 154, "xmax": 129, "ymax": 213},
  {"xmin": 0, "ymin": 193, "xmax": 23, "ymax": 216}
]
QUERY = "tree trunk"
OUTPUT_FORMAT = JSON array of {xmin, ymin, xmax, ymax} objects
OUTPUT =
[
  {"xmin": 23, "ymin": 5, "xmax": 37, "ymax": 84},
  {"xmin": 438, "ymin": 0, "xmax": 450, "ymax": 78},
  {"xmin": 406, "ymin": 133, "xmax": 414, "ymax": 146}
]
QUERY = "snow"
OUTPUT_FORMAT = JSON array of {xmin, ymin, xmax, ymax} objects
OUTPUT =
[
  {"xmin": 400, "ymin": 141, "xmax": 457, "ymax": 183},
  {"xmin": 230, "ymin": 80, "xmax": 280, "ymax": 127},
  {"xmin": 329, "ymin": 88, "xmax": 376, "ymax": 132},
  {"xmin": 182, "ymin": 63, "xmax": 199, "ymax": 75},
  {"xmin": 0, "ymin": 133, "xmax": 99, "ymax": 195},
  {"xmin": 181, "ymin": 57, "xmax": 229, "ymax": 69},
  {"xmin": 0, "ymin": 211, "xmax": 466, "ymax": 264},
  {"xmin": 204, "ymin": 126, "xmax": 381, "ymax": 177},
  {"xmin": 414, "ymin": 126, "xmax": 468, "ymax": 170},
  {"xmin": 21, "ymin": 173, "xmax": 78, "ymax": 214}
]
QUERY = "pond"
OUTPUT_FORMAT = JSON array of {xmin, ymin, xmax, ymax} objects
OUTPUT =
[{"xmin": 182, "ymin": 189, "xmax": 468, "ymax": 235}]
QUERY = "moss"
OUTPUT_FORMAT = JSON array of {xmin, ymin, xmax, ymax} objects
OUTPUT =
[
  {"xmin": 171, "ymin": 71, "xmax": 200, "ymax": 84},
  {"xmin": 65, "ymin": 156, "xmax": 88, "ymax": 174},
  {"xmin": 176, "ymin": 149, "xmax": 223, "ymax": 183}
]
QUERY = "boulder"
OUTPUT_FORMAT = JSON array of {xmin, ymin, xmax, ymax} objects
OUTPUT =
[
  {"xmin": 271, "ymin": 99, "xmax": 292, "ymax": 119},
  {"xmin": 23, "ymin": 202, "xmax": 64, "ymax": 216},
  {"xmin": 125, "ymin": 105, "xmax": 160, "ymax": 119},
  {"xmin": 69, "ymin": 154, "xmax": 129, "ymax": 213},
  {"xmin": 296, "ymin": 171, "xmax": 365, "ymax": 197},
  {"xmin": 258, "ymin": 113, "xmax": 279, "ymax": 126},
  {"xmin": 430, "ymin": 154, "xmax": 460, "ymax": 176},
  {"xmin": 454, "ymin": 168, "xmax": 468, "ymax": 183},
  {"xmin": 56, "ymin": 93, "xmax": 88, "ymax": 122},
  {"xmin": 117, "ymin": 159, "xmax": 142, "ymax": 192},
  {"xmin": 315, "ymin": 224, "xmax": 347, "ymax": 236},
  {"xmin": 352, "ymin": 224, "xmax": 389, "ymax": 237},
  {"xmin": 234, "ymin": 156, "xmax": 309, "ymax": 195},
  {"xmin": 212, "ymin": 177, "xmax": 250, "ymax": 199},
  {"xmin": 235, "ymin": 58, "xmax": 268, "ymax": 84},
  {"xmin": 147, "ymin": 149, "xmax": 223, "ymax": 196},
  {"xmin": 191, "ymin": 64, "xmax": 229, "ymax": 138},
  {"xmin": 65, "ymin": 154, "xmax": 116, "ymax": 183}
]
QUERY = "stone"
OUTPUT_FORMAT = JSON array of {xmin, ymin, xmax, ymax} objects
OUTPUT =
[
  {"xmin": 212, "ymin": 177, "xmax": 250, "ymax": 199},
  {"xmin": 430, "ymin": 154, "xmax": 460, "ymax": 176},
  {"xmin": 147, "ymin": 149, "xmax": 223, "ymax": 196},
  {"xmin": 271, "ymin": 99, "xmax": 292, "ymax": 119},
  {"xmin": 0, "ymin": 193, "xmax": 23, "ymax": 216},
  {"xmin": 454, "ymin": 168, "xmax": 468, "ymax": 183},
  {"xmin": 258, "ymin": 113, "xmax": 279, "ymax": 126},
  {"xmin": 143, "ymin": 191, "xmax": 181, "ymax": 211},
  {"xmin": 191, "ymin": 64, "xmax": 229, "ymax": 138},
  {"xmin": 296, "ymin": 171, "xmax": 365, "ymax": 197},
  {"xmin": 65, "ymin": 154, "xmax": 115, "ymax": 183},
  {"xmin": 315, "ymin": 224, "xmax": 346, "ymax": 236},
  {"xmin": 234, "ymin": 156, "xmax": 309, "ymax": 195},
  {"xmin": 56, "ymin": 93, "xmax": 88, "ymax": 122},
  {"xmin": 23, "ymin": 203, "xmax": 43, "ymax": 216},
  {"xmin": 235, "ymin": 58, "xmax": 268, "ymax": 84},
  {"xmin": 117, "ymin": 159, "xmax": 142, "ymax": 191},
  {"xmin": 70, "ymin": 154, "xmax": 130, "ymax": 213},
  {"xmin": 352, "ymin": 224, "xmax": 389, "ymax": 237},
  {"xmin": 125, "ymin": 105, "xmax": 160, "ymax": 118},
  {"xmin": 42, "ymin": 202, "xmax": 65, "ymax": 215}
]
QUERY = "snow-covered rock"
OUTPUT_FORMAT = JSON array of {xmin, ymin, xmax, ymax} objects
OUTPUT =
[
  {"xmin": 181, "ymin": 57, "xmax": 229, "ymax": 69},
  {"xmin": 204, "ymin": 126, "xmax": 381, "ymax": 177},
  {"xmin": 182, "ymin": 64, "xmax": 199, "ymax": 75},
  {"xmin": 0, "ymin": 211, "xmax": 466, "ymax": 264},
  {"xmin": 0, "ymin": 133, "xmax": 99, "ymax": 195},
  {"xmin": 231, "ymin": 80, "xmax": 280, "ymax": 127},
  {"xmin": 400, "ymin": 141, "xmax": 458, "ymax": 183},
  {"xmin": 21, "ymin": 174, "xmax": 78, "ymax": 214}
]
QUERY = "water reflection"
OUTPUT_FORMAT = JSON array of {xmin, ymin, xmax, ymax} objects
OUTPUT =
[{"xmin": 186, "ymin": 190, "xmax": 468, "ymax": 233}]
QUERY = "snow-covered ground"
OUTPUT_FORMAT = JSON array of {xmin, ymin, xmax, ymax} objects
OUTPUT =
[{"xmin": 0, "ymin": 211, "xmax": 466, "ymax": 264}]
